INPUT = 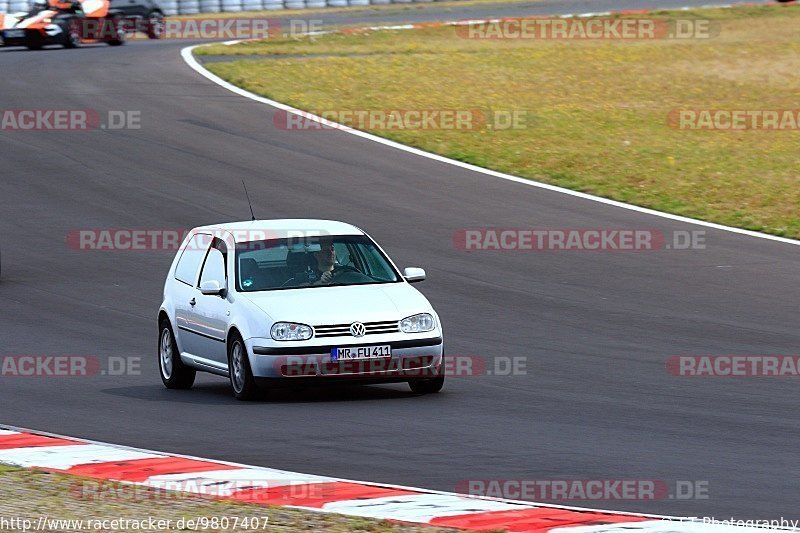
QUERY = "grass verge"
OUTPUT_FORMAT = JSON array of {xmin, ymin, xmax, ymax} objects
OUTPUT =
[
  {"xmin": 172, "ymin": 0, "xmax": 542, "ymax": 21},
  {"xmin": 0, "ymin": 467, "xmax": 456, "ymax": 532},
  {"xmin": 199, "ymin": 4, "xmax": 800, "ymax": 238}
]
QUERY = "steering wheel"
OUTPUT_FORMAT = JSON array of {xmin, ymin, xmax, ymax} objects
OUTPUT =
[{"xmin": 331, "ymin": 265, "xmax": 360, "ymax": 277}]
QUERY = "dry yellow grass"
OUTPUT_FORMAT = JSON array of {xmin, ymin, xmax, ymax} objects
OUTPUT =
[{"xmin": 201, "ymin": 5, "xmax": 800, "ymax": 237}]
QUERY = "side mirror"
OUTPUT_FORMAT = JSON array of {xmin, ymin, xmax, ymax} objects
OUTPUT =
[
  {"xmin": 200, "ymin": 279, "xmax": 226, "ymax": 296},
  {"xmin": 403, "ymin": 267, "xmax": 426, "ymax": 283}
]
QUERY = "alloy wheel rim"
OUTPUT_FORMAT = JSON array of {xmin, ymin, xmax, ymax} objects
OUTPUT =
[
  {"xmin": 159, "ymin": 328, "xmax": 173, "ymax": 379},
  {"xmin": 231, "ymin": 342, "xmax": 245, "ymax": 392}
]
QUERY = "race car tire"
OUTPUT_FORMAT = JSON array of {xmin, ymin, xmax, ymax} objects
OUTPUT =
[
  {"xmin": 106, "ymin": 16, "xmax": 126, "ymax": 46},
  {"xmin": 26, "ymin": 34, "xmax": 43, "ymax": 50},
  {"xmin": 63, "ymin": 18, "xmax": 81, "ymax": 48},
  {"xmin": 159, "ymin": 319, "xmax": 196, "ymax": 389},
  {"xmin": 146, "ymin": 11, "xmax": 164, "ymax": 39}
]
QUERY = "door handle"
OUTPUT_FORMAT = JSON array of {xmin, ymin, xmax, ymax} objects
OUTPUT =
[{"xmin": 189, "ymin": 298, "xmax": 196, "ymax": 306}]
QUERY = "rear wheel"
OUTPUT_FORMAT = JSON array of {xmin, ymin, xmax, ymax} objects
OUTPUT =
[
  {"xmin": 159, "ymin": 320, "xmax": 196, "ymax": 389},
  {"xmin": 63, "ymin": 19, "xmax": 81, "ymax": 48},
  {"xmin": 228, "ymin": 333, "xmax": 259, "ymax": 401},
  {"xmin": 146, "ymin": 11, "xmax": 164, "ymax": 39},
  {"xmin": 105, "ymin": 16, "xmax": 126, "ymax": 46}
]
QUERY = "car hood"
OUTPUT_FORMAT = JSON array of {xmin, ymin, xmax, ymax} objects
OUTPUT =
[{"xmin": 241, "ymin": 282, "xmax": 432, "ymax": 325}]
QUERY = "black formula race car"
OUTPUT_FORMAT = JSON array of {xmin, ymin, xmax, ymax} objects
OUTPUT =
[{"xmin": 1, "ymin": 0, "xmax": 125, "ymax": 49}]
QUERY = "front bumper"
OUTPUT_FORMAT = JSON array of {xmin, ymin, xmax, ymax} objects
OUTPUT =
[
  {"xmin": 1, "ymin": 29, "xmax": 33, "ymax": 46},
  {"xmin": 1, "ymin": 28, "xmax": 61, "ymax": 47},
  {"xmin": 246, "ymin": 336, "xmax": 443, "ymax": 381}
]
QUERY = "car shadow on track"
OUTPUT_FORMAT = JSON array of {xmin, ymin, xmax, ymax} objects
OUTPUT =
[
  {"xmin": 100, "ymin": 383, "xmax": 430, "ymax": 404},
  {"xmin": 0, "ymin": 45, "xmax": 108, "ymax": 52}
]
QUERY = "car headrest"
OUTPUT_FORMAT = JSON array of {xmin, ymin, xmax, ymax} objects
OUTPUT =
[
  {"xmin": 286, "ymin": 252, "xmax": 311, "ymax": 274},
  {"xmin": 240, "ymin": 258, "xmax": 259, "ymax": 278}
]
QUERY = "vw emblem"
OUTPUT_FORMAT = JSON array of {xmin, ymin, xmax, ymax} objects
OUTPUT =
[{"xmin": 350, "ymin": 322, "xmax": 366, "ymax": 338}]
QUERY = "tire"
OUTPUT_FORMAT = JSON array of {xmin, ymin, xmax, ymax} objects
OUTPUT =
[
  {"xmin": 228, "ymin": 332, "xmax": 259, "ymax": 401},
  {"xmin": 159, "ymin": 319, "xmax": 196, "ymax": 389},
  {"xmin": 408, "ymin": 360, "xmax": 445, "ymax": 394},
  {"xmin": 26, "ymin": 34, "xmax": 43, "ymax": 50},
  {"xmin": 63, "ymin": 18, "xmax": 81, "ymax": 48},
  {"xmin": 106, "ymin": 16, "xmax": 126, "ymax": 46},
  {"xmin": 145, "ymin": 11, "xmax": 164, "ymax": 39},
  {"xmin": 409, "ymin": 375, "xmax": 444, "ymax": 394}
]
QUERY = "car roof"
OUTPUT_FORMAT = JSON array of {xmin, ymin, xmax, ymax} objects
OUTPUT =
[{"xmin": 193, "ymin": 219, "xmax": 365, "ymax": 242}]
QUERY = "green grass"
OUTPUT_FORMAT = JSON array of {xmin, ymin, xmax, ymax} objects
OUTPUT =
[
  {"xmin": 200, "ymin": 4, "xmax": 800, "ymax": 238},
  {"xmin": 173, "ymin": 0, "xmax": 542, "ymax": 21}
]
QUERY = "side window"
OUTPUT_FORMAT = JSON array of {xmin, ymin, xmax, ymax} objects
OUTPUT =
[
  {"xmin": 357, "ymin": 242, "xmax": 396, "ymax": 280},
  {"xmin": 175, "ymin": 233, "xmax": 211, "ymax": 285},
  {"xmin": 199, "ymin": 248, "xmax": 226, "ymax": 287},
  {"xmin": 334, "ymin": 242, "xmax": 351, "ymax": 268},
  {"xmin": 199, "ymin": 238, "xmax": 228, "ymax": 287}
]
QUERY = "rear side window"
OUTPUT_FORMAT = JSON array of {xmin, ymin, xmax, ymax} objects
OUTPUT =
[{"xmin": 175, "ymin": 233, "xmax": 211, "ymax": 285}]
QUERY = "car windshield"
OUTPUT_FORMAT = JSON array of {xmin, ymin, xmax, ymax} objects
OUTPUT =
[{"xmin": 236, "ymin": 235, "xmax": 401, "ymax": 292}]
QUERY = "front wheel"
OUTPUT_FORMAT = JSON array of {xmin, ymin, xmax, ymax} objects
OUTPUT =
[
  {"xmin": 26, "ymin": 34, "xmax": 43, "ymax": 50},
  {"xmin": 409, "ymin": 360, "xmax": 445, "ymax": 394},
  {"xmin": 409, "ymin": 375, "xmax": 445, "ymax": 394},
  {"xmin": 159, "ymin": 320, "xmax": 195, "ymax": 389},
  {"xmin": 228, "ymin": 333, "xmax": 259, "ymax": 401}
]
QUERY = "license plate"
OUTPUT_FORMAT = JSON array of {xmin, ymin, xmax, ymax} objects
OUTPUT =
[
  {"xmin": 4, "ymin": 29, "xmax": 25, "ymax": 38},
  {"xmin": 332, "ymin": 345, "xmax": 391, "ymax": 361}
]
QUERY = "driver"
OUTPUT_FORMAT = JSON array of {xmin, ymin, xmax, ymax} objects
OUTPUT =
[
  {"xmin": 48, "ymin": 0, "xmax": 78, "ymax": 10},
  {"xmin": 310, "ymin": 238, "xmax": 336, "ymax": 286}
]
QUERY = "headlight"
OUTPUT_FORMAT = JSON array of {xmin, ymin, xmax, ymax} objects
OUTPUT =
[
  {"xmin": 400, "ymin": 313, "xmax": 435, "ymax": 333},
  {"xmin": 271, "ymin": 322, "xmax": 313, "ymax": 341}
]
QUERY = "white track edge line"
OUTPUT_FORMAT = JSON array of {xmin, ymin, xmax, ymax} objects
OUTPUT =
[
  {"xmin": 0, "ymin": 423, "xmax": 687, "ymax": 521},
  {"xmin": 179, "ymin": 1, "xmax": 800, "ymax": 249}
]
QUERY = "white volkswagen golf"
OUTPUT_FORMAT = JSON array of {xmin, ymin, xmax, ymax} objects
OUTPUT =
[{"xmin": 158, "ymin": 220, "xmax": 444, "ymax": 400}]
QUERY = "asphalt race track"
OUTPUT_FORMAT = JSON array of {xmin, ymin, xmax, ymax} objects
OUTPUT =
[{"xmin": 1, "ymin": 0, "xmax": 797, "ymax": 520}]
